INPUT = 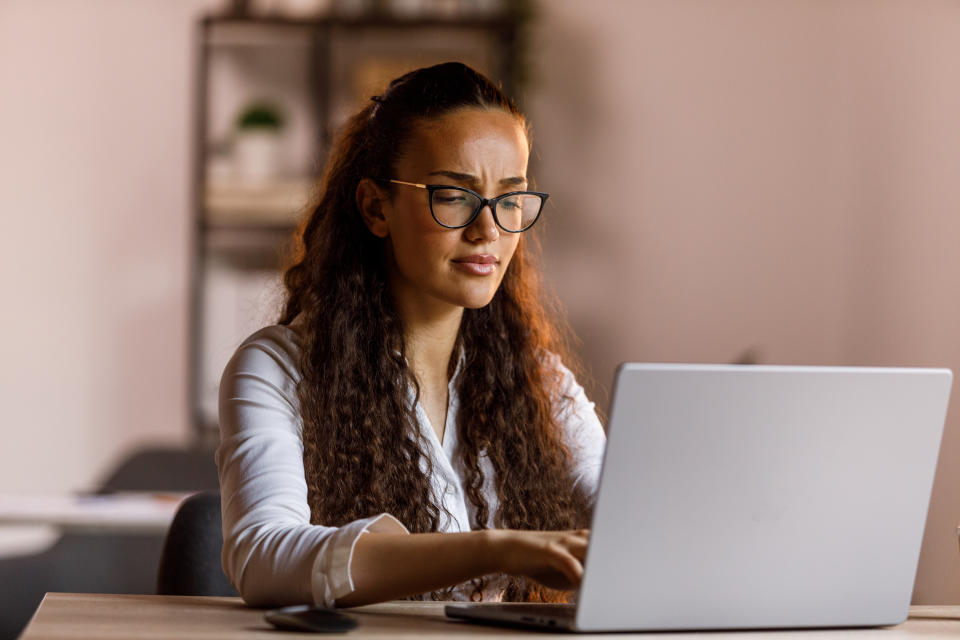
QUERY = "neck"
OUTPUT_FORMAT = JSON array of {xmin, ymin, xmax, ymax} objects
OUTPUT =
[
  {"xmin": 403, "ymin": 305, "xmax": 463, "ymax": 385},
  {"xmin": 391, "ymin": 285, "xmax": 463, "ymax": 388}
]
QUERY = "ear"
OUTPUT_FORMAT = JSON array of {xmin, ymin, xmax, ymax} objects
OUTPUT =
[{"xmin": 356, "ymin": 178, "xmax": 390, "ymax": 238}]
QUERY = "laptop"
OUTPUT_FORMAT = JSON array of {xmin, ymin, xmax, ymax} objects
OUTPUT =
[{"xmin": 446, "ymin": 363, "xmax": 952, "ymax": 632}]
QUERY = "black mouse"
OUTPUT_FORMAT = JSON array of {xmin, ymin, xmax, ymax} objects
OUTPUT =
[{"xmin": 264, "ymin": 605, "xmax": 358, "ymax": 633}]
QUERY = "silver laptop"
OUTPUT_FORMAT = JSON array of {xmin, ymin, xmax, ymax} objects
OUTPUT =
[{"xmin": 446, "ymin": 363, "xmax": 952, "ymax": 632}]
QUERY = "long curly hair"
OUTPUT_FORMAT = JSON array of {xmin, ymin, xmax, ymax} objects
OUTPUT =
[{"xmin": 277, "ymin": 62, "xmax": 593, "ymax": 602}]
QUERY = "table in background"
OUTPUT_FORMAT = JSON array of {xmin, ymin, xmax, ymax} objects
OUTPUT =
[
  {"xmin": 0, "ymin": 492, "xmax": 190, "ymax": 535},
  {"xmin": 20, "ymin": 593, "xmax": 960, "ymax": 639},
  {"xmin": 0, "ymin": 491, "xmax": 190, "ymax": 558}
]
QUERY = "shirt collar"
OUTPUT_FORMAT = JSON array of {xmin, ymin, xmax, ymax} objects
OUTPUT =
[{"xmin": 448, "ymin": 346, "xmax": 466, "ymax": 394}]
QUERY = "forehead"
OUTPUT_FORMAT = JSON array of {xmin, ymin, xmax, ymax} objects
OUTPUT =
[{"xmin": 397, "ymin": 108, "xmax": 530, "ymax": 176}]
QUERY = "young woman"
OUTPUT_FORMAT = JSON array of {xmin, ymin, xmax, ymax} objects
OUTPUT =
[{"xmin": 216, "ymin": 62, "xmax": 606, "ymax": 609}]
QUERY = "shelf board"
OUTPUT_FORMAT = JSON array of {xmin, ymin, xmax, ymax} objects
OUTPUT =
[
  {"xmin": 205, "ymin": 21, "xmax": 315, "ymax": 47},
  {"xmin": 204, "ymin": 211, "xmax": 306, "ymax": 228},
  {"xmin": 202, "ymin": 225, "xmax": 297, "ymax": 270},
  {"xmin": 204, "ymin": 13, "xmax": 517, "ymax": 41},
  {"xmin": 202, "ymin": 13, "xmax": 514, "ymax": 31},
  {"xmin": 204, "ymin": 176, "xmax": 313, "ymax": 227},
  {"xmin": 203, "ymin": 220, "xmax": 297, "ymax": 234}
]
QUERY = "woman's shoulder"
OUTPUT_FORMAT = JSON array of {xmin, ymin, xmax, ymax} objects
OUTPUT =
[
  {"xmin": 540, "ymin": 350, "xmax": 581, "ymax": 393},
  {"xmin": 540, "ymin": 350, "xmax": 598, "ymax": 421},
  {"xmin": 224, "ymin": 322, "xmax": 305, "ymax": 387},
  {"xmin": 238, "ymin": 323, "xmax": 303, "ymax": 353},
  {"xmin": 218, "ymin": 323, "xmax": 307, "ymax": 433}
]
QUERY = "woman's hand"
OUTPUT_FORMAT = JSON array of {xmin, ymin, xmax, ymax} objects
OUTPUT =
[
  {"xmin": 337, "ymin": 528, "xmax": 589, "ymax": 607},
  {"xmin": 486, "ymin": 528, "xmax": 590, "ymax": 591}
]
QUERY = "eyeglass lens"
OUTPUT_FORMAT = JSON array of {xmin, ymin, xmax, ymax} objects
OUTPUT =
[{"xmin": 431, "ymin": 188, "xmax": 542, "ymax": 231}]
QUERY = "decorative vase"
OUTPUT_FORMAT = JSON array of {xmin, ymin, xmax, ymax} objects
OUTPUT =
[{"xmin": 234, "ymin": 130, "xmax": 282, "ymax": 184}]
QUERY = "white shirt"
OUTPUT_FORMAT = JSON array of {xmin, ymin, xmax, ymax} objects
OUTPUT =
[{"xmin": 216, "ymin": 324, "xmax": 606, "ymax": 608}]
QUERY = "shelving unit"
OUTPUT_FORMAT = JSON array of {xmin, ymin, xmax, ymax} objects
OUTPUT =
[{"xmin": 188, "ymin": 5, "xmax": 528, "ymax": 441}]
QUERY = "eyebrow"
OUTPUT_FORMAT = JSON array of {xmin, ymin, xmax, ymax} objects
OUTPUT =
[{"xmin": 427, "ymin": 170, "xmax": 527, "ymax": 187}]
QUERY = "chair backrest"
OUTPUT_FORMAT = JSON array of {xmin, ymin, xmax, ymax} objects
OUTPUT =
[
  {"xmin": 100, "ymin": 446, "xmax": 220, "ymax": 494},
  {"xmin": 156, "ymin": 491, "xmax": 238, "ymax": 597}
]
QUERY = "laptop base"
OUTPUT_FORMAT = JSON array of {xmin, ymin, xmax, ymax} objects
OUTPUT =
[{"xmin": 445, "ymin": 603, "xmax": 577, "ymax": 632}]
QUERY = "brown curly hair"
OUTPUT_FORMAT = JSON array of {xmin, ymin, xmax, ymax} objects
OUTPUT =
[{"xmin": 277, "ymin": 63, "xmax": 593, "ymax": 603}]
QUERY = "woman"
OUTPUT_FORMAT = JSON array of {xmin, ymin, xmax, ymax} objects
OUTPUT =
[{"xmin": 216, "ymin": 62, "xmax": 606, "ymax": 609}]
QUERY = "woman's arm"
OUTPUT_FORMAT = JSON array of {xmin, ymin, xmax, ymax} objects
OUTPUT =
[
  {"xmin": 218, "ymin": 329, "xmax": 412, "ymax": 608},
  {"xmin": 552, "ymin": 358, "xmax": 606, "ymax": 503},
  {"xmin": 336, "ymin": 528, "xmax": 590, "ymax": 607}
]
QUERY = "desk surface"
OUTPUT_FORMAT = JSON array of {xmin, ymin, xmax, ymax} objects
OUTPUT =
[{"xmin": 19, "ymin": 593, "xmax": 960, "ymax": 639}]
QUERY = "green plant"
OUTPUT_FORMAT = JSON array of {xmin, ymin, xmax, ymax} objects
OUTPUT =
[{"xmin": 236, "ymin": 101, "xmax": 284, "ymax": 131}]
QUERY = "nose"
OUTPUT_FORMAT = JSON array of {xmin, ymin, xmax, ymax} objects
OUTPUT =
[{"xmin": 464, "ymin": 203, "xmax": 500, "ymax": 243}]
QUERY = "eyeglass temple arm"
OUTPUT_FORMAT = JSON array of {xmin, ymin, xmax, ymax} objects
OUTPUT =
[{"xmin": 388, "ymin": 179, "xmax": 428, "ymax": 189}]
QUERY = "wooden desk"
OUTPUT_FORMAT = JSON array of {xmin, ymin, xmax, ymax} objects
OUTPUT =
[{"xmin": 19, "ymin": 593, "xmax": 960, "ymax": 639}]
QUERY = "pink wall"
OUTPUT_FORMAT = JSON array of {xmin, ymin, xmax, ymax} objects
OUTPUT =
[
  {"xmin": 530, "ymin": 0, "xmax": 960, "ymax": 604},
  {"xmin": 0, "ymin": 0, "xmax": 218, "ymax": 496}
]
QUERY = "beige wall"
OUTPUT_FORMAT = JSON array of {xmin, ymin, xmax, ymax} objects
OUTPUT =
[
  {"xmin": 0, "ymin": 0, "xmax": 958, "ymax": 603},
  {"xmin": 529, "ymin": 0, "xmax": 960, "ymax": 604}
]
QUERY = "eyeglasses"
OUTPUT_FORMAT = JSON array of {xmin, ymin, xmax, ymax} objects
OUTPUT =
[{"xmin": 384, "ymin": 179, "xmax": 548, "ymax": 233}]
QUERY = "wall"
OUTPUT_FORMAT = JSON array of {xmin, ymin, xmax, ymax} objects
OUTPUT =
[
  {"xmin": 0, "ymin": 0, "xmax": 218, "ymax": 498},
  {"xmin": 529, "ymin": 0, "xmax": 960, "ymax": 604},
  {"xmin": 0, "ymin": 0, "xmax": 957, "ymax": 603}
]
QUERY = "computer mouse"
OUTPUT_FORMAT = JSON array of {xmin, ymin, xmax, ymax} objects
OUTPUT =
[{"xmin": 264, "ymin": 605, "xmax": 358, "ymax": 633}]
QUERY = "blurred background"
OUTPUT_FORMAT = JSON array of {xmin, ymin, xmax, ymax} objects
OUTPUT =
[{"xmin": 1, "ymin": 0, "xmax": 959, "ymax": 636}]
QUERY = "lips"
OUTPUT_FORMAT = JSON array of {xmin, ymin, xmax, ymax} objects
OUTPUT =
[
  {"xmin": 452, "ymin": 254, "xmax": 498, "ymax": 264},
  {"xmin": 451, "ymin": 254, "xmax": 499, "ymax": 276}
]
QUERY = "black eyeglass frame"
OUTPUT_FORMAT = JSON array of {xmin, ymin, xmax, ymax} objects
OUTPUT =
[{"xmin": 381, "ymin": 179, "xmax": 549, "ymax": 233}]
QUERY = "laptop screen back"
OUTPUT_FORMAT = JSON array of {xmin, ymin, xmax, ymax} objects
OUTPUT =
[{"xmin": 576, "ymin": 364, "xmax": 951, "ymax": 632}]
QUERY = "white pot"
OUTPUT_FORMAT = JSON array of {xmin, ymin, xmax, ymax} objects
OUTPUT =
[{"xmin": 234, "ymin": 130, "xmax": 282, "ymax": 184}]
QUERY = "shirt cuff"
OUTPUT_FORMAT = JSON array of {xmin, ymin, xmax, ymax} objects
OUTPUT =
[{"xmin": 310, "ymin": 512, "xmax": 410, "ymax": 608}]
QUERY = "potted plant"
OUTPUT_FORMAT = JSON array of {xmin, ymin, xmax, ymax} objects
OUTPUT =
[{"xmin": 234, "ymin": 100, "xmax": 285, "ymax": 183}]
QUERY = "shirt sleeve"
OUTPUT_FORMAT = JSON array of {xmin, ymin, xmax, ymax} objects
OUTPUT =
[
  {"xmin": 215, "ymin": 328, "xmax": 410, "ymax": 608},
  {"xmin": 551, "ymin": 357, "xmax": 607, "ymax": 506}
]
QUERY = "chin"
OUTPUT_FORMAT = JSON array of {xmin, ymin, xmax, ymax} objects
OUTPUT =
[
  {"xmin": 461, "ymin": 299, "xmax": 495, "ymax": 310},
  {"xmin": 450, "ymin": 287, "xmax": 499, "ymax": 310}
]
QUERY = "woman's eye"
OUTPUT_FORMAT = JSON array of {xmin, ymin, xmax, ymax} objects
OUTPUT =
[{"xmin": 437, "ymin": 196, "xmax": 466, "ymax": 204}]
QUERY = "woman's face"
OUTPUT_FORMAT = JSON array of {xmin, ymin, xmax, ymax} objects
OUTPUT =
[{"xmin": 372, "ymin": 107, "xmax": 530, "ymax": 312}]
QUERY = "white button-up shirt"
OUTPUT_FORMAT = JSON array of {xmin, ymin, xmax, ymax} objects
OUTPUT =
[{"xmin": 216, "ymin": 324, "xmax": 606, "ymax": 608}]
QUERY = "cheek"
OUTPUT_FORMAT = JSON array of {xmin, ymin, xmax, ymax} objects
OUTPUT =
[
  {"xmin": 499, "ymin": 236, "xmax": 522, "ymax": 269},
  {"xmin": 389, "ymin": 202, "xmax": 445, "ymax": 257},
  {"xmin": 390, "ymin": 225, "xmax": 456, "ymax": 277}
]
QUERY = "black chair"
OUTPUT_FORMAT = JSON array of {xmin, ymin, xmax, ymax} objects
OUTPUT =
[
  {"xmin": 97, "ymin": 446, "xmax": 221, "ymax": 495},
  {"xmin": 156, "ymin": 491, "xmax": 237, "ymax": 597}
]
